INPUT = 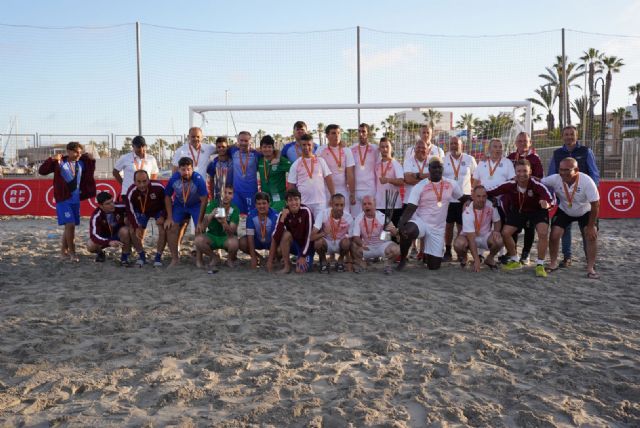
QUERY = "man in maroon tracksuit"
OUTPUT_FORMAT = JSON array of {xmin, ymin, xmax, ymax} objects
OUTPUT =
[
  {"xmin": 267, "ymin": 188, "xmax": 315, "ymax": 274},
  {"xmin": 124, "ymin": 170, "xmax": 167, "ymax": 267},
  {"xmin": 506, "ymin": 132, "xmax": 544, "ymax": 265},
  {"xmin": 87, "ymin": 191, "xmax": 136, "ymax": 266},
  {"xmin": 487, "ymin": 159, "xmax": 554, "ymax": 277}
]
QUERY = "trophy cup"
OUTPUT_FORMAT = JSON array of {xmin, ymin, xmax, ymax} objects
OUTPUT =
[
  {"xmin": 379, "ymin": 189, "xmax": 399, "ymax": 241},
  {"xmin": 212, "ymin": 168, "xmax": 227, "ymax": 219}
]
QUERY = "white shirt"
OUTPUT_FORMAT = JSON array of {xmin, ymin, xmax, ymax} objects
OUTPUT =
[
  {"xmin": 542, "ymin": 173, "xmax": 599, "ymax": 217},
  {"xmin": 316, "ymin": 145, "xmax": 355, "ymax": 194},
  {"xmin": 172, "ymin": 143, "xmax": 217, "ymax": 177},
  {"xmin": 443, "ymin": 152, "xmax": 477, "ymax": 202},
  {"xmin": 462, "ymin": 202, "xmax": 500, "ymax": 236},
  {"xmin": 375, "ymin": 158, "xmax": 404, "ymax": 209},
  {"xmin": 407, "ymin": 177, "xmax": 463, "ymax": 230},
  {"xmin": 473, "ymin": 157, "xmax": 515, "ymax": 190},
  {"xmin": 287, "ymin": 156, "xmax": 332, "ymax": 206},
  {"xmin": 351, "ymin": 210, "xmax": 386, "ymax": 247},
  {"xmin": 351, "ymin": 143, "xmax": 380, "ymax": 193},
  {"xmin": 404, "ymin": 143, "xmax": 445, "ymax": 164},
  {"xmin": 314, "ymin": 208, "xmax": 354, "ymax": 241},
  {"xmin": 403, "ymin": 155, "xmax": 430, "ymax": 200},
  {"xmin": 114, "ymin": 152, "xmax": 160, "ymax": 195}
]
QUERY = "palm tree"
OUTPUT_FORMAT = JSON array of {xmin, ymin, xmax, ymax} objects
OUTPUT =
[
  {"xmin": 422, "ymin": 109, "xmax": 443, "ymax": 129},
  {"xmin": 316, "ymin": 123, "xmax": 325, "ymax": 145},
  {"xmin": 255, "ymin": 129, "xmax": 266, "ymax": 146},
  {"xmin": 380, "ymin": 115, "xmax": 400, "ymax": 142},
  {"xmin": 476, "ymin": 113, "xmax": 514, "ymax": 140},
  {"xmin": 629, "ymin": 83, "xmax": 640, "ymax": 132},
  {"xmin": 528, "ymin": 85, "xmax": 557, "ymax": 135},
  {"xmin": 403, "ymin": 120, "xmax": 421, "ymax": 146},
  {"xmin": 601, "ymin": 55, "xmax": 624, "ymax": 121},
  {"xmin": 571, "ymin": 96, "xmax": 588, "ymax": 130},
  {"xmin": 579, "ymin": 48, "xmax": 604, "ymax": 142},
  {"xmin": 611, "ymin": 107, "xmax": 629, "ymax": 140},
  {"xmin": 539, "ymin": 56, "xmax": 584, "ymax": 128},
  {"xmin": 367, "ymin": 123, "xmax": 380, "ymax": 141},
  {"xmin": 455, "ymin": 113, "xmax": 480, "ymax": 153},
  {"xmin": 344, "ymin": 129, "xmax": 358, "ymax": 145}
]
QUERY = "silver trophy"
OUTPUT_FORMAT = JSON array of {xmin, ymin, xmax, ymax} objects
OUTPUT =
[
  {"xmin": 212, "ymin": 168, "xmax": 227, "ymax": 219},
  {"xmin": 379, "ymin": 189, "xmax": 399, "ymax": 241}
]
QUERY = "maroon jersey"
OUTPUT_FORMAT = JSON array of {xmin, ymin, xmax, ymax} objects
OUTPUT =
[
  {"xmin": 272, "ymin": 204, "xmax": 314, "ymax": 257},
  {"xmin": 487, "ymin": 177, "xmax": 554, "ymax": 214},
  {"xmin": 507, "ymin": 148, "xmax": 544, "ymax": 179},
  {"xmin": 89, "ymin": 204, "xmax": 127, "ymax": 247},
  {"xmin": 124, "ymin": 181, "xmax": 166, "ymax": 229}
]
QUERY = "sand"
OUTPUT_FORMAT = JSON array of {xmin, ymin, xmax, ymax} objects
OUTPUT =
[{"xmin": 0, "ymin": 217, "xmax": 639, "ymax": 427}]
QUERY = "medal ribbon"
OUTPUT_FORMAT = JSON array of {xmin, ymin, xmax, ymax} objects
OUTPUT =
[
  {"xmin": 329, "ymin": 215, "xmax": 341, "ymax": 240},
  {"xmin": 357, "ymin": 145, "xmax": 369, "ymax": 168},
  {"xmin": 431, "ymin": 181, "xmax": 444, "ymax": 205},
  {"xmin": 188, "ymin": 145, "xmax": 201, "ymax": 168},
  {"xmin": 363, "ymin": 216, "xmax": 376, "ymax": 239},
  {"xmin": 473, "ymin": 207, "xmax": 487, "ymax": 234},
  {"xmin": 262, "ymin": 158, "xmax": 270, "ymax": 183},
  {"xmin": 415, "ymin": 157, "xmax": 427, "ymax": 175},
  {"xmin": 380, "ymin": 159, "xmax": 393, "ymax": 178},
  {"xmin": 181, "ymin": 179, "xmax": 191, "ymax": 207},
  {"xmin": 488, "ymin": 159, "xmax": 500, "ymax": 177},
  {"xmin": 327, "ymin": 146, "xmax": 343, "ymax": 169},
  {"xmin": 139, "ymin": 190, "xmax": 149, "ymax": 214},
  {"xmin": 239, "ymin": 151, "xmax": 249, "ymax": 176},
  {"xmin": 449, "ymin": 155, "xmax": 462, "ymax": 180},
  {"xmin": 259, "ymin": 214, "xmax": 268, "ymax": 241},
  {"xmin": 133, "ymin": 156, "xmax": 145, "ymax": 171},
  {"xmin": 302, "ymin": 156, "xmax": 315, "ymax": 179},
  {"xmin": 562, "ymin": 174, "xmax": 580, "ymax": 208}
]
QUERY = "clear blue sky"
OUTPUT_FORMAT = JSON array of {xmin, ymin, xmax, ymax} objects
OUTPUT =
[{"xmin": 2, "ymin": 0, "xmax": 639, "ymax": 151}]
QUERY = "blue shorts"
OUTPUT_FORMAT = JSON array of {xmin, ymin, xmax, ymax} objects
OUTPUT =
[
  {"xmin": 253, "ymin": 237, "xmax": 271, "ymax": 250},
  {"xmin": 232, "ymin": 192, "xmax": 255, "ymax": 215},
  {"xmin": 56, "ymin": 200, "xmax": 81, "ymax": 226},
  {"xmin": 172, "ymin": 203, "xmax": 202, "ymax": 227},
  {"xmin": 291, "ymin": 241, "xmax": 315, "ymax": 271},
  {"xmin": 136, "ymin": 211, "xmax": 164, "ymax": 228}
]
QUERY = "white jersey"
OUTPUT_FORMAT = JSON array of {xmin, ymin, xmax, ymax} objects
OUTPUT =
[
  {"xmin": 403, "ymin": 155, "xmax": 429, "ymax": 199},
  {"xmin": 473, "ymin": 157, "xmax": 515, "ymax": 190},
  {"xmin": 443, "ymin": 152, "xmax": 477, "ymax": 202},
  {"xmin": 462, "ymin": 202, "xmax": 500, "ymax": 236},
  {"xmin": 172, "ymin": 143, "xmax": 217, "ymax": 177},
  {"xmin": 351, "ymin": 143, "xmax": 380, "ymax": 193},
  {"xmin": 351, "ymin": 210, "xmax": 386, "ymax": 247},
  {"xmin": 374, "ymin": 158, "xmax": 404, "ymax": 209},
  {"xmin": 407, "ymin": 177, "xmax": 463, "ymax": 231},
  {"xmin": 114, "ymin": 152, "xmax": 160, "ymax": 195},
  {"xmin": 287, "ymin": 156, "xmax": 332, "ymax": 206},
  {"xmin": 316, "ymin": 145, "xmax": 355, "ymax": 197},
  {"xmin": 542, "ymin": 173, "xmax": 599, "ymax": 217},
  {"xmin": 404, "ymin": 143, "xmax": 445, "ymax": 164},
  {"xmin": 314, "ymin": 208, "xmax": 354, "ymax": 241}
]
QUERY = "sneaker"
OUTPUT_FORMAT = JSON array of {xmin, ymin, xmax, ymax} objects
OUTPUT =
[
  {"xmin": 384, "ymin": 265, "xmax": 393, "ymax": 275},
  {"xmin": 498, "ymin": 254, "xmax": 510, "ymax": 265},
  {"xmin": 320, "ymin": 263, "xmax": 330, "ymax": 274},
  {"xmin": 95, "ymin": 251, "xmax": 106, "ymax": 263},
  {"xmin": 519, "ymin": 256, "xmax": 530, "ymax": 266},
  {"xmin": 535, "ymin": 265, "xmax": 548, "ymax": 277},
  {"xmin": 336, "ymin": 263, "xmax": 345, "ymax": 273},
  {"xmin": 136, "ymin": 259, "xmax": 145, "ymax": 268},
  {"xmin": 119, "ymin": 259, "xmax": 131, "ymax": 267},
  {"xmin": 153, "ymin": 260, "xmax": 163, "ymax": 267},
  {"xmin": 502, "ymin": 260, "xmax": 523, "ymax": 271}
]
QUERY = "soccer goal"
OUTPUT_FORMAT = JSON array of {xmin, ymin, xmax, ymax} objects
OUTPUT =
[{"xmin": 189, "ymin": 101, "xmax": 532, "ymax": 161}]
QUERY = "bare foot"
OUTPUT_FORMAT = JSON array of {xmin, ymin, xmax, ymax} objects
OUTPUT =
[
  {"xmin": 168, "ymin": 259, "xmax": 179, "ymax": 268},
  {"xmin": 195, "ymin": 259, "xmax": 204, "ymax": 268},
  {"xmin": 277, "ymin": 265, "xmax": 291, "ymax": 274},
  {"xmin": 225, "ymin": 259, "xmax": 235, "ymax": 269}
]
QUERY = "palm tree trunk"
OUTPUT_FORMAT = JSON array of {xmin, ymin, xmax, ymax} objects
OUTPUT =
[
  {"xmin": 637, "ymin": 94, "xmax": 640, "ymax": 132},
  {"xmin": 587, "ymin": 63, "xmax": 595, "ymax": 143}
]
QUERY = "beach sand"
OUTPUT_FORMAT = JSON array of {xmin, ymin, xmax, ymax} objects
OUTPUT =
[{"xmin": 0, "ymin": 217, "xmax": 638, "ymax": 427}]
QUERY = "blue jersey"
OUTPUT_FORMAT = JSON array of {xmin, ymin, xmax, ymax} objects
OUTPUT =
[
  {"xmin": 228, "ymin": 146, "xmax": 261, "ymax": 194},
  {"xmin": 281, "ymin": 141, "xmax": 319, "ymax": 163},
  {"xmin": 206, "ymin": 157, "xmax": 233, "ymax": 195},
  {"xmin": 60, "ymin": 159, "xmax": 84, "ymax": 203},
  {"xmin": 246, "ymin": 207, "xmax": 279, "ymax": 246},
  {"xmin": 165, "ymin": 171, "xmax": 208, "ymax": 207}
]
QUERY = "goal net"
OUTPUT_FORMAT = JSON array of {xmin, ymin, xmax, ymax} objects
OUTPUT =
[{"xmin": 189, "ymin": 102, "xmax": 532, "ymax": 162}]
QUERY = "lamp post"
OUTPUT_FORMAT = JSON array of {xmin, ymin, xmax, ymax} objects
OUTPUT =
[{"xmin": 595, "ymin": 76, "xmax": 606, "ymax": 178}]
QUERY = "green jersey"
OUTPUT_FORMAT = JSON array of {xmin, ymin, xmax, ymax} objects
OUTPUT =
[
  {"xmin": 205, "ymin": 200, "xmax": 240, "ymax": 237},
  {"xmin": 258, "ymin": 155, "xmax": 291, "ymax": 211}
]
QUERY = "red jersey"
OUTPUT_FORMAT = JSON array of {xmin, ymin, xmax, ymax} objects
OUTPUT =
[
  {"xmin": 89, "ymin": 204, "xmax": 127, "ymax": 247},
  {"xmin": 487, "ymin": 178, "xmax": 554, "ymax": 214},
  {"xmin": 124, "ymin": 181, "xmax": 167, "ymax": 228},
  {"xmin": 272, "ymin": 205, "xmax": 314, "ymax": 257}
]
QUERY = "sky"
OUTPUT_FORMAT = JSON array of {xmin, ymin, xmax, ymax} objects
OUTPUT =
[{"xmin": 2, "ymin": 0, "xmax": 640, "ymax": 155}]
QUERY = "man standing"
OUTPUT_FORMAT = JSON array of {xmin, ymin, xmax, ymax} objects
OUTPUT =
[
  {"xmin": 287, "ymin": 134, "xmax": 335, "ymax": 220},
  {"xmin": 124, "ymin": 169, "xmax": 167, "ymax": 267},
  {"xmin": 257, "ymin": 135, "xmax": 291, "ymax": 212},
  {"xmin": 268, "ymin": 189, "xmax": 315, "ymax": 274},
  {"xmin": 375, "ymin": 137, "xmax": 404, "ymax": 226},
  {"xmin": 543, "ymin": 158, "xmax": 600, "ymax": 278},
  {"xmin": 473, "ymin": 138, "xmax": 516, "ymax": 189},
  {"xmin": 487, "ymin": 159, "xmax": 554, "ymax": 277},
  {"xmin": 350, "ymin": 123, "xmax": 380, "ymax": 217},
  {"xmin": 38, "ymin": 141, "xmax": 96, "ymax": 262},
  {"xmin": 172, "ymin": 127, "xmax": 217, "ymax": 178},
  {"xmin": 442, "ymin": 135, "xmax": 477, "ymax": 262},
  {"xmin": 164, "ymin": 157, "xmax": 209, "ymax": 267},
  {"xmin": 206, "ymin": 136, "xmax": 233, "ymax": 200},
  {"xmin": 113, "ymin": 135, "xmax": 159, "ymax": 200},
  {"xmin": 454, "ymin": 185, "xmax": 503, "ymax": 272},
  {"xmin": 87, "ymin": 191, "xmax": 135, "ymax": 266},
  {"xmin": 239, "ymin": 192, "xmax": 280, "ymax": 269},
  {"xmin": 312, "ymin": 193, "xmax": 354, "ymax": 273},
  {"xmin": 548, "ymin": 125, "xmax": 600, "ymax": 268},
  {"xmin": 397, "ymin": 158, "xmax": 465, "ymax": 271},
  {"xmin": 316, "ymin": 124, "xmax": 355, "ymax": 211},
  {"xmin": 281, "ymin": 121, "xmax": 318, "ymax": 163},
  {"xmin": 227, "ymin": 131, "xmax": 261, "ymax": 214},
  {"xmin": 404, "ymin": 125, "xmax": 445, "ymax": 163}
]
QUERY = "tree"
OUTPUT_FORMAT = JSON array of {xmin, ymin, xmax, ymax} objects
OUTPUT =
[
  {"xmin": 629, "ymin": 83, "xmax": 640, "ymax": 132},
  {"xmin": 539, "ymin": 56, "xmax": 584, "ymax": 128},
  {"xmin": 403, "ymin": 120, "xmax": 421, "ymax": 146},
  {"xmin": 95, "ymin": 140, "xmax": 110, "ymax": 158},
  {"xmin": 422, "ymin": 109, "xmax": 442, "ymax": 129},
  {"xmin": 344, "ymin": 129, "xmax": 358, "ymax": 145},
  {"xmin": 120, "ymin": 137, "xmax": 132, "ymax": 156},
  {"xmin": 571, "ymin": 96, "xmax": 588, "ymax": 130},
  {"xmin": 601, "ymin": 55, "xmax": 624, "ymax": 123},
  {"xmin": 611, "ymin": 107, "xmax": 629, "ymax": 140},
  {"xmin": 528, "ymin": 85, "xmax": 556, "ymax": 134},
  {"xmin": 455, "ymin": 113, "xmax": 481, "ymax": 153},
  {"xmin": 578, "ymin": 48, "xmax": 604, "ymax": 142},
  {"xmin": 316, "ymin": 123, "xmax": 325, "ymax": 145},
  {"xmin": 380, "ymin": 115, "xmax": 400, "ymax": 143},
  {"xmin": 366, "ymin": 123, "xmax": 379, "ymax": 142},
  {"xmin": 475, "ymin": 113, "xmax": 514, "ymax": 140},
  {"xmin": 255, "ymin": 129, "xmax": 266, "ymax": 146}
]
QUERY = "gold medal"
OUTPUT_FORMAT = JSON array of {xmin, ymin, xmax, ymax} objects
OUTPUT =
[{"xmin": 437, "ymin": 201, "xmax": 443, "ymax": 208}]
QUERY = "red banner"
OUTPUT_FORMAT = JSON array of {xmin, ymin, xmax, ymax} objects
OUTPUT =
[{"xmin": 1, "ymin": 179, "xmax": 639, "ymax": 219}]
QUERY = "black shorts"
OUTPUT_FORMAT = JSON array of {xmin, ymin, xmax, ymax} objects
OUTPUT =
[
  {"xmin": 551, "ymin": 208, "xmax": 596, "ymax": 231},
  {"xmin": 446, "ymin": 202, "xmax": 463, "ymax": 224},
  {"xmin": 505, "ymin": 209, "xmax": 549, "ymax": 229}
]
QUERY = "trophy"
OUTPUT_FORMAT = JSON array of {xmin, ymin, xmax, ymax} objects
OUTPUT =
[
  {"xmin": 212, "ymin": 168, "xmax": 227, "ymax": 219},
  {"xmin": 379, "ymin": 189, "xmax": 399, "ymax": 241}
]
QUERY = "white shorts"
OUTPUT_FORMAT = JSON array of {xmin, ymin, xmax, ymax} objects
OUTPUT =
[
  {"xmin": 409, "ymin": 216, "xmax": 445, "ymax": 257},
  {"xmin": 363, "ymin": 241, "xmax": 393, "ymax": 259},
  {"xmin": 325, "ymin": 237, "xmax": 346, "ymax": 254},
  {"xmin": 463, "ymin": 232, "xmax": 491, "ymax": 251}
]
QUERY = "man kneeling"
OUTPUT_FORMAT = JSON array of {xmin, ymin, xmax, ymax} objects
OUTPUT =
[
  {"xmin": 454, "ymin": 185, "xmax": 503, "ymax": 272},
  {"xmin": 194, "ymin": 185, "xmax": 239, "ymax": 271},
  {"xmin": 239, "ymin": 192, "xmax": 280, "ymax": 269},
  {"xmin": 312, "ymin": 193, "xmax": 354, "ymax": 273},
  {"xmin": 87, "ymin": 191, "xmax": 137, "ymax": 265}
]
